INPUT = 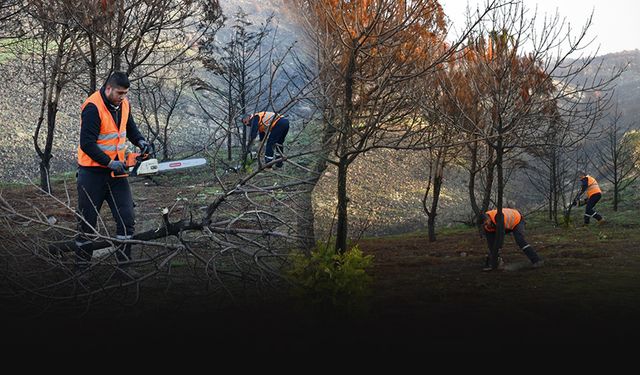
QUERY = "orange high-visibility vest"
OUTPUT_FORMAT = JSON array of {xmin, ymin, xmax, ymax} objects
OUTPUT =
[
  {"xmin": 584, "ymin": 175, "xmax": 601, "ymax": 198},
  {"xmin": 484, "ymin": 208, "xmax": 522, "ymax": 232},
  {"xmin": 77, "ymin": 91, "xmax": 129, "ymax": 167},
  {"xmin": 254, "ymin": 111, "xmax": 283, "ymax": 133}
]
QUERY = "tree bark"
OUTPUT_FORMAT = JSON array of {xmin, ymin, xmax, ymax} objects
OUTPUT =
[
  {"xmin": 49, "ymin": 218, "xmax": 202, "ymax": 254},
  {"xmin": 296, "ymin": 186, "xmax": 318, "ymax": 253},
  {"xmin": 491, "ymin": 137, "xmax": 505, "ymax": 270},
  {"xmin": 467, "ymin": 140, "xmax": 480, "ymax": 218},
  {"xmin": 335, "ymin": 157, "xmax": 349, "ymax": 253},
  {"xmin": 427, "ymin": 174, "xmax": 443, "ymax": 242}
]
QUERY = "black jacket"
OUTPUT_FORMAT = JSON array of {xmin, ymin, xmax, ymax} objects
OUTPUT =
[{"xmin": 79, "ymin": 87, "xmax": 145, "ymax": 168}]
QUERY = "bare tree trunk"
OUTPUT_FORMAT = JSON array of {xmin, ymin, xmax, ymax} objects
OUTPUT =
[
  {"xmin": 227, "ymin": 79, "xmax": 233, "ymax": 161},
  {"xmin": 468, "ymin": 141, "xmax": 480, "ymax": 217},
  {"xmin": 549, "ymin": 149, "xmax": 555, "ymax": 221},
  {"xmin": 296, "ymin": 187, "xmax": 317, "ymax": 252},
  {"xmin": 423, "ymin": 145, "xmax": 447, "ymax": 242},
  {"xmin": 40, "ymin": 99, "xmax": 58, "ymax": 191},
  {"xmin": 112, "ymin": 2, "xmax": 124, "ymax": 72},
  {"xmin": 427, "ymin": 174, "xmax": 443, "ymax": 242},
  {"xmin": 334, "ymin": 45, "xmax": 356, "ymax": 254},
  {"xmin": 549, "ymin": 146, "xmax": 560, "ymax": 225},
  {"xmin": 491, "ymin": 138, "xmax": 505, "ymax": 269},
  {"xmin": 614, "ymin": 180, "xmax": 619, "ymax": 211},
  {"xmin": 34, "ymin": 30, "xmax": 70, "ymax": 193},
  {"xmin": 336, "ymin": 157, "xmax": 349, "ymax": 253},
  {"xmin": 481, "ymin": 147, "xmax": 495, "ymax": 213},
  {"xmin": 87, "ymin": 32, "xmax": 97, "ymax": 92}
]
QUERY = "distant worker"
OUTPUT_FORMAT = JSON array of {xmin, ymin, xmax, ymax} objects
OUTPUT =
[
  {"xmin": 481, "ymin": 208, "xmax": 543, "ymax": 271},
  {"xmin": 242, "ymin": 111, "xmax": 290, "ymax": 168},
  {"xmin": 572, "ymin": 172, "xmax": 604, "ymax": 226}
]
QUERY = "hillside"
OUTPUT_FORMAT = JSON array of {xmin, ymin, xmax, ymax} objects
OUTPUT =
[{"xmin": 569, "ymin": 49, "xmax": 640, "ymax": 127}]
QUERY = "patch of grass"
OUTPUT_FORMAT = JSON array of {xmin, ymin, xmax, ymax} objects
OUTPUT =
[
  {"xmin": 168, "ymin": 260, "xmax": 189, "ymax": 268},
  {"xmin": 361, "ymin": 222, "xmax": 477, "ymax": 241},
  {"xmin": 49, "ymin": 171, "xmax": 76, "ymax": 183},
  {"xmin": 438, "ymin": 223, "xmax": 476, "ymax": 236},
  {"xmin": 0, "ymin": 181, "xmax": 29, "ymax": 189}
]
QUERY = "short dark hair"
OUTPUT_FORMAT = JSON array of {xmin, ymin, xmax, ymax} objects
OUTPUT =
[
  {"xmin": 105, "ymin": 71, "xmax": 130, "ymax": 89},
  {"xmin": 241, "ymin": 113, "xmax": 254, "ymax": 125}
]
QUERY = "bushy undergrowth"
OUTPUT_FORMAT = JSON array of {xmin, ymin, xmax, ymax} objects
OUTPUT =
[{"xmin": 286, "ymin": 243, "xmax": 374, "ymax": 316}]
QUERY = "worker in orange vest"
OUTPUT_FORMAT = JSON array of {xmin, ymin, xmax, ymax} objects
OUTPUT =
[
  {"xmin": 481, "ymin": 208, "xmax": 543, "ymax": 271},
  {"xmin": 572, "ymin": 172, "xmax": 604, "ymax": 225},
  {"xmin": 242, "ymin": 111, "xmax": 290, "ymax": 168},
  {"xmin": 75, "ymin": 72, "xmax": 148, "ymax": 281}
]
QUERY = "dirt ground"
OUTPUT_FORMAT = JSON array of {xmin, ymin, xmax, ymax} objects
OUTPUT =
[{"xmin": 2, "ymin": 175, "xmax": 640, "ymax": 357}]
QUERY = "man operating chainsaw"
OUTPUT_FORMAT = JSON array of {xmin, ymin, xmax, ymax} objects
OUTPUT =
[{"xmin": 75, "ymin": 72, "xmax": 148, "ymax": 280}]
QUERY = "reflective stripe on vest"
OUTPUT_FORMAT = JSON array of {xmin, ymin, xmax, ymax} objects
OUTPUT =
[
  {"xmin": 77, "ymin": 91, "xmax": 130, "ymax": 167},
  {"xmin": 255, "ymin": 111, "xmax": 282, "ymax": 133},
  {"xmin": 485, "ymin": 208, "xmax": 522, "ymax": 232},
  {"xmin": 585, "ymin": 175, "xmax": 601, "ymax": 198}
]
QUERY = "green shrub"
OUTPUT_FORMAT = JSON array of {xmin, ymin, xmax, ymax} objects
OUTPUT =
[{"xmin": 286, "ymin": 243, "xmax": 374, "ymax": 316}]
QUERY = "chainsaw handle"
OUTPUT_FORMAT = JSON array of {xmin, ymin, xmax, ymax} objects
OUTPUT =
[
  {"xmin": 111, "ymin": 170, "xmax": 129, "ymax": 178},
  {"xmin": 140, "ymin": 143, "xmax": 151, "ymax": 159}
]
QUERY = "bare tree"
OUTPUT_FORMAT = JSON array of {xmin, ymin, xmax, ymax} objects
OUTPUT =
[
  {"xmin": 135, "ymin": 67, "xmax": 192, "ymax": 161},
  {"xmin": 524, "ymin": 111, "xmax": 591, "ymax": 225},
  {"xmin": 0, "ymin": 0, "xmax": 24, "ymax": 40},
  {"xmin": 55, "ymin": 0, "xmax": 224, "ymax": 96},
  {"xmin": 419, "ymin": 69, "xmax": 461, "ymax": 242},
  {"xmin": 195, "ymin": 9, "xmax": 274, "ymax": 165},
  {"xmin": 590, "ymin": 108, "xmax": 640, "ymax": 211},
  {"xmin": 88, "ymin": 0, "xmax": 223, "ymax": 77},
  {"xmin": 9, "ymin": 1, "xmax": 85, "ymax": 192}
]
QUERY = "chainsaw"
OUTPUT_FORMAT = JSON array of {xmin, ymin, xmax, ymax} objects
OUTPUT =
[{"xmin": 112, "ymin": 143, "xmax": 207, "ymax": 178}]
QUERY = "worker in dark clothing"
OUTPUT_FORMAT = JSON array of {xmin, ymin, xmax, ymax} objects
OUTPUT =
[
  {"xmin": 572, "ymin": 172, "xmax": 604, "ymax": 225},
  {"xmin": 75, "ymin": 72, "xmax": 148, "ymax": 280},
  {"xmin": 481, "ymin": 208, "xmax": 543, "ymax": 271},
  {"xmin": 242, "ymin": 111, "xmax": 290, "ymax": 168}
]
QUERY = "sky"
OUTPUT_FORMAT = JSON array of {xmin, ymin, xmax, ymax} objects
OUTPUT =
[{"xmin": 439, "ymin": 0, "xmax": 640, "ymax": 56}]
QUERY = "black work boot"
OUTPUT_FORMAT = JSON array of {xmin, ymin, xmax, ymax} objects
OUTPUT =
[
  {"xmin": 482, "ymin": 255, "xmax": 504, "ymax": 271},
  {"xmin": 523, "ymin": 246, "xmax": 543, "ymax": 268}
]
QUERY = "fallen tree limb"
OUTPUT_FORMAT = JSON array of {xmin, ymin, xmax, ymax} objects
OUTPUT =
[{"xmin": 48, "ymin": 218, "xmax": 203, "ymax": 254}]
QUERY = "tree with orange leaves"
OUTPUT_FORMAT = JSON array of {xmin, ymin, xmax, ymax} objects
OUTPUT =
[{"xmin": 287, "ymin": 0, "xmax": 451, "ymax": 253}]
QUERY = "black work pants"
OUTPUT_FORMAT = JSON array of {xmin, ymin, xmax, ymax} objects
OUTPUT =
[
  {"xmin": 584, "ymin": 193, "xmax": 603, "ymax": 224},
  {"xmin": 263, "ymin": 119, "xmax": 290, "ymax": 167},
  {"xmin": 76, "ymin": 167, "xmax": 135, "ymax": 266},
  {"xmin": 485, "ymin": 222, "xmax": 540, "ymax": 264}
]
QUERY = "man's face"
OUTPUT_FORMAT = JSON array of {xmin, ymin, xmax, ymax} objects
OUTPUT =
[{"xmin": 105, "ymin": 85, "xmax": 129, "ymax": 106}]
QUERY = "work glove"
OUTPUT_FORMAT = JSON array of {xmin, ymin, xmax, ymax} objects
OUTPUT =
[
  {"xmin": 571, "ymin": 200, "xmax": 577, "ymax": 207},
  {"xmin": 138, "ymin": 139, "xmax": 150, "ymax": 155},
  {"xmin": 108, "ymin": 160, "xmax": 126, "ymax": 174}
]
